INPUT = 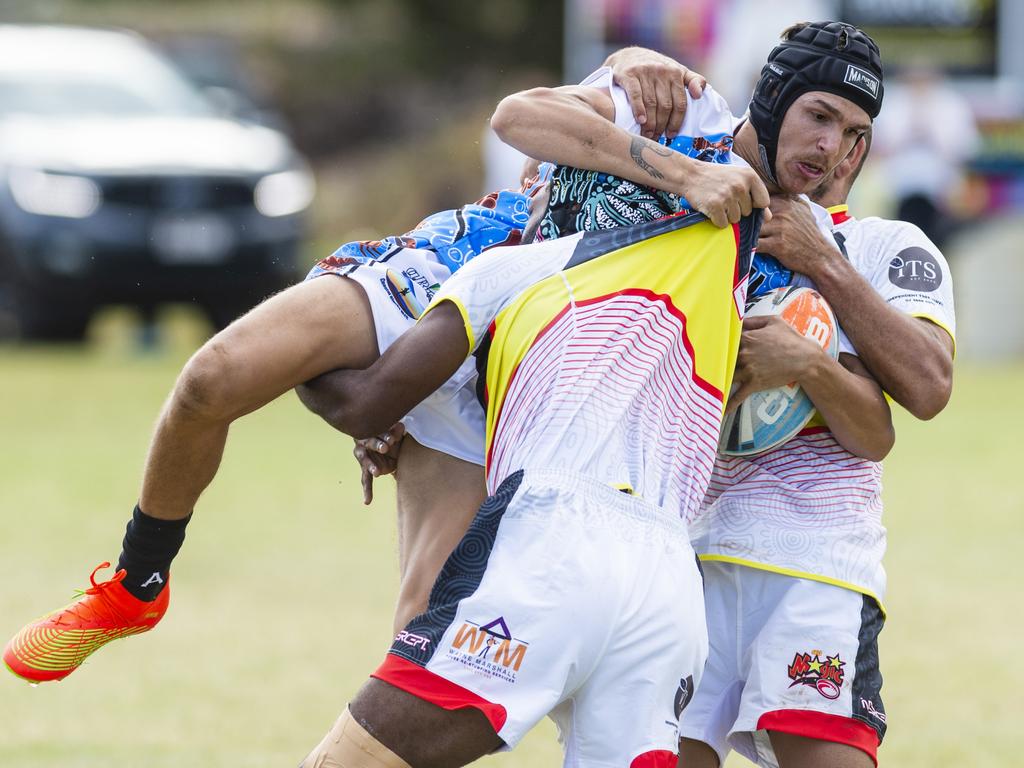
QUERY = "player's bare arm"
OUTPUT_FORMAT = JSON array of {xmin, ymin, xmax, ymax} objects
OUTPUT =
[
  {"xmin": 300, "ymin": 301, "xmax": 470, "ymax": 440},
  {"xmin": 759, "ymin": 194, "xmax": 954, "ymax": 419},
  {"xmin": 491, "ymin": 86, "xmax": 769, "ymax": 228},
  {"xmin": 603, "ymin": 46, "xmax": 706, "ymax": 140},
  {"xmin": 729, "ymin": 315, "xmax": 894, "ymax": 462}
]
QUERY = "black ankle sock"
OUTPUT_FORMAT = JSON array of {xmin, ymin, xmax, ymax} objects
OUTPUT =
[{"xmin": 115, "ymin": 505, "xmax": 191, "ymax": 601}]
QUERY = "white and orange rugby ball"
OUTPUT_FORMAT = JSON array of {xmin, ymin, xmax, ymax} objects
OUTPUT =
[{"xmin": 719, "ymin": 286, "xmax": 840, "ymax": 457}]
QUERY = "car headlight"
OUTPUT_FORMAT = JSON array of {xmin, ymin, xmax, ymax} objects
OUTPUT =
[
  {"xmin": 8, "ymin": 168, "xmax": 102, "ymax": 218},
  {"xmin": 254, "ymin": 168, "xmax": 315, "ymax": 217}
]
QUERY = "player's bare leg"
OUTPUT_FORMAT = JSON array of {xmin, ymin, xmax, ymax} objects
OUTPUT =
[
  {"xmin": 392, "ymin": 437, "xmax": 485, "ymax": 633},
  {"xmin": 4, "ymin": 276, "xmax": 380, "ymax": 683},
  {"xmin": 140, "ymin": 276, "xmax": 378, "ymax": 521},
  {"xmin": 769, "ymin": 731, "xmax": 875, "ymax": 768},
  {"xmin": 301, "ymin": 678, "xmax": 502, "ymax": 767},
  {"xmin": 678, "ymin": 737, "xmax": 721, "ymax": 767}
]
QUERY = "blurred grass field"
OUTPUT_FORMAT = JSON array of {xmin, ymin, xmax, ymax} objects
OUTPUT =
[{"xmin": 1, "ymin": 311, "xmax": 1022, "ymax": 768}]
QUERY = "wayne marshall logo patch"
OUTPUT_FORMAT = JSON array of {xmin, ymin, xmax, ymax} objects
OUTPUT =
[
  {"xmin": 447, "ymin": 616, "xmax": 529, "ymax": 683},
  {"xmin": 787, "ymin": 650, "xmax": 845, "ymax": 700}
]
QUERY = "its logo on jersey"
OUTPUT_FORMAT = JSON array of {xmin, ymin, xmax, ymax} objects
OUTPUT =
[
  {"xmin": 447, "ymin": 616, "xmax": 529, "ymax": 683},
  {"xmin": 888, "ymin": 246, "xmax": 942, "ymax": 292},
  {"xmin": 787, "ymin": 650, "xmax": 845, "ymax": 700}
]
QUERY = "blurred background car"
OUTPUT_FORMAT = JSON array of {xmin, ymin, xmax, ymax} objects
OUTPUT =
[{"xmin": 0, "ymin": 24, "xmax": 314, "ymax": 341}]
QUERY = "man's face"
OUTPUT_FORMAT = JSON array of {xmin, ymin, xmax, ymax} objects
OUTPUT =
[{"xmin": 774, "ymin": 91, "xmax": 871, "ymax": 195}]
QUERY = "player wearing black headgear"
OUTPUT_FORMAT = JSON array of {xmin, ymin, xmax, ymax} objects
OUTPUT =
[{"xmin": 749, "ymin": 21, "xmax": 884, "ymax": 185}]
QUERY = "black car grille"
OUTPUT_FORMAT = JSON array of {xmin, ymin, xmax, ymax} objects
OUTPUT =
[{"xmin": 100, "ymin": 177, "xmax": 254, "ymax": 209}]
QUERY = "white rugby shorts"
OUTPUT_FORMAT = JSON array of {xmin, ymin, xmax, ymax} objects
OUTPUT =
[
  {"xmin": 373, "ymin": 469, "xmax": 708, "ymax": 767},
  {"xmin": 679, "ymin": 561, "xmax": 886, "ymax": 767},
  {"xmin": 316, "ymin": 249, "xmax": 486, "ymax": 466}
]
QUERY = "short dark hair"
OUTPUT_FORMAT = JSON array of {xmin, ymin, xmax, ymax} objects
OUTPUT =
[{"xmin": 781, "ymin": 22, "xmax": 810, "ymax": 40}]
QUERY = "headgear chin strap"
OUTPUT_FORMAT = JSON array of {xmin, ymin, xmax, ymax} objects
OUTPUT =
[{"xmin": 748, "ymin": 21, "xmax": 884, "ymax": 184}]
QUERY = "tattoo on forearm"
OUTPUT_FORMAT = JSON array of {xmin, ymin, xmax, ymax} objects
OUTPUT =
[{"xmin": 629, "ymin": 136, "xmax": 673, "ymax": 181}]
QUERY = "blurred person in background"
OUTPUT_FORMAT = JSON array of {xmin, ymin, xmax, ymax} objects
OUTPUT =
[{"xmin": 873, "ymin": 61, "xmax": 979, "ymax": 249}]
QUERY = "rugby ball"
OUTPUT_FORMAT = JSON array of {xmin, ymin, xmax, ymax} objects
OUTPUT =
[{"xmin": 719, "ymin": 286, "xmax": 839, "ymax": 457}]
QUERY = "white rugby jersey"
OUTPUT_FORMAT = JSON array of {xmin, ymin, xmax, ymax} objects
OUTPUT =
[
  {"xmin": 692, "ymin": 208, "xmax": 957, "ymax": 602},
  {"xmin": 423, "ymin": 210, "xmax": 760, "ymax": 519},
  {"xmin": 831, "ymin": 207, "xmax": 956, "ymax": 343}
]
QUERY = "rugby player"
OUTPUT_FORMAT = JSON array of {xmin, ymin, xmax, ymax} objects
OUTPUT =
[
  {"xmin": 678, "ymin": 129, "xmax": 955, "ymax": 768},
  {"xmin": 489, "ymin": 22, "xmax": 892, "ymax": 461},
  {"xmin": 299, "ymin": 20, "xmax": 905, "ymax": 765},
  {"xmin": 297, "ymin": 191, "xmax": 765, "ymax": 768},
  {"xmin": 1, "ymin": 58, "xmax": 708, "ymax": 682}
]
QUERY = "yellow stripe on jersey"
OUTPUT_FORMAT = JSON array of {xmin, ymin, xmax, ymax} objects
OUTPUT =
[
  {"xmin": 912, "ymin": 313, "xmax": 957, "ymax": 359},
  {"xmin": 698, "ymin": 554, "xmax": 887, "ymax": 616},
  {"xmin": 481, "ymin": 215, "xmax": 753, "ymax": 469},
  {"xmin": 422, "ymin": 294, "xmax": 477, "ymax": 352}
]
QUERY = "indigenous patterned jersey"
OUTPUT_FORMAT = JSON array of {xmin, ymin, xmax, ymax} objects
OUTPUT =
[
  {"xmin": 537, "ymin": 68, "xmax": 808, "ymax": 300},
  {"xmin": 538, "ymin": 69, "xmax": 736, "ymax": 242},
  {"xmin": 307, "ymin": 188, "xmax": 534, "ymax": 284},
  {"xmin": 692, "ymin": 208, "xmax": 956, "ymax": 602},
  {"xmin": 423, "ymin": 211, "xmax": 761, "ymax": 520}
]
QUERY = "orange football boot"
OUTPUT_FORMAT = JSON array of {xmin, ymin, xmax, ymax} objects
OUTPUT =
[{"xmin": 3, "ymin": 562, "xmax": 168, "ymax": 683}]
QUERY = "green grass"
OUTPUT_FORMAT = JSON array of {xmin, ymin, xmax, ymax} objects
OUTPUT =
[{"xmin": 0, "ymin": 321, "xmax": 1020, "ymax": 767}]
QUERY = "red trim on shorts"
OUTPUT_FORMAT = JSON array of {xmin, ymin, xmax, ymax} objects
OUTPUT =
[
  {"xmin": 757, "ymin": 709, "xmax": 879, "ymax": 765},
  {"xmin": 372, "ymin": 654, "xmax": 508, "ymax": 734},
  {"xmin": 630, "ymin": 749, "xmax": 678, "ymax": 767}
]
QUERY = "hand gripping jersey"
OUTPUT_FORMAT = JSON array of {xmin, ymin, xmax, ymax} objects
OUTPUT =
[
  {"xmin": 539, "ymin": 69, "xmax": 736, "ymax": 242},
  {"xmin": 423, "ymin": 210, "xmax": 761, "ymax": 519},
  {"xmin": 539, "ymin": 68, "xmax": 835, "ymax": 302},
  {"xmin": 692, "ymin": 207, "xmax": 956, "ymax": 604}
]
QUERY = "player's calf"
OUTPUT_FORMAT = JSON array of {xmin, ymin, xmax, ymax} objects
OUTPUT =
[{"xmin": 301, "ymin": 678, "xmax": 502, "ymax": 768}]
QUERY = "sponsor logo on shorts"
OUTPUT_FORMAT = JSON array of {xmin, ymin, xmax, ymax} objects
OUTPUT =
[
  {"xmin": 382, "ymin": 268, "xmax": 441, "ymax": 320},
  {"xmin": 394, "ymin": 630, "xmax": 430, "ymax": 651},
  {"xmin": 403, "ymin": 266, "xmax": 441, "ymax": 300},
  {"xmin": 447, "ymin": 616, "xmax": 528, "ymax": 683},
  {"xmin": 787, "ymin": 650, "xmax": 845, "ymax": 700},
  {"xmin": 860, "ymin": 696, "xmax": 887, "ymax": 723},
  {"xmin": 888, "ymin": 246, "xmax": 942, "ymax": 291},
  {"xmin": 844, "ymin": 64, "xmax": 880, "ymax": 99},
  {"xmin": 674, "ymin": 675, "xmax": 695, "ymax": 718}
]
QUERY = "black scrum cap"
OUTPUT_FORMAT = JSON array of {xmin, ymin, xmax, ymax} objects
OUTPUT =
[{"xmin": 748, "ymin": 21, "xmax": 884, "ymax": 182}]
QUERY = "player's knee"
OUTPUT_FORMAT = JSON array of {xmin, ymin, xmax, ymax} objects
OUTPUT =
[
  {"xmin": 172, "ymin": 339, "xmax": 239, "ymax": 421},
  {"xmin": 300, "ymin": 707, "xmax": 411, "ymax": 768}
]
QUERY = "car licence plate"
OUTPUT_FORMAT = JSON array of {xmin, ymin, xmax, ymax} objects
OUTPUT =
[{"xmin": 152, "ymin": 213, "xmax": 235, "ymax": 264}]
